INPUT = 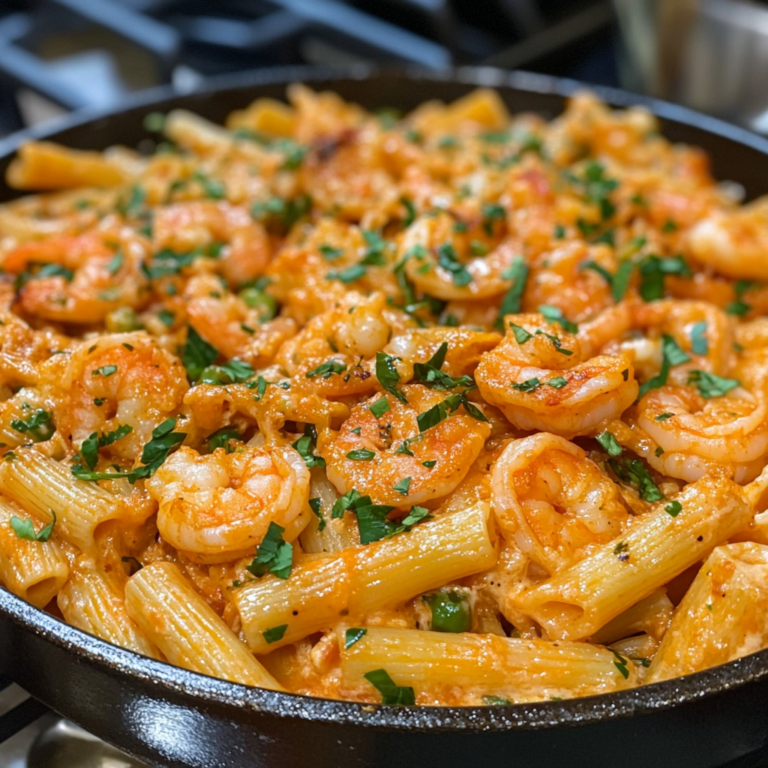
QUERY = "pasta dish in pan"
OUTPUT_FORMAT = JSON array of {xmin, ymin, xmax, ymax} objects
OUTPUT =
[{"xmin": 1, "ymin": 85, "xmax": 767, "ymax": 706}]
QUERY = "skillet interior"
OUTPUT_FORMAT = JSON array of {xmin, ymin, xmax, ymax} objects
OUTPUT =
[{"xmin": 1, "ymin": 65, "xmax": 768, "ymax": 768}]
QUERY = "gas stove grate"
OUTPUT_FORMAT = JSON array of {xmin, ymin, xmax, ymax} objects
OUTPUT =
[{"xmin": 0, "ymin": 0, "xmax": 617, "ymax": 135}]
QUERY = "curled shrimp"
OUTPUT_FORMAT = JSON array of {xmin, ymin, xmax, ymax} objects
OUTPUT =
[
  {"xmin": 400, "ymin": 210, "xmax": 522, "ymax": 301},
  {"xmin": 57, "ymin": 332, "xmax": 188, "ymax": 460},
  {"xmin": 491, "ymin": 433, "xmax": 630, "ymax": 575},
  {"xmin": 627, "ymin": 382, "xmax": 768, "ymax": 484},
  {"xmin": 523, "ymin": 241, "xmax": 615, "ymax": 322},
  {"xmin": 182, "ymin": 377, "xmax": 349, "ymax": 444},
  {"xmin": 3, "ymin": 230, "xmax": 147, "ymax": 323},
  {"xmin": 318, "ymin": 384, "xmax": 491, "ymax": 507},
  {"xmin": 147, "ymin": 443, "xmax": 310, "ymax": 562},
  {"xmin": 185, "ymin": 275, "xmax": 296, "ymax": 365},
  {"xmin": 686, "ymin": 200, "xmax": 768, "ymax": 281},
  {"xmin": 153, "ymin": 201, "xmax": 270, "ymax": 286},
  {"xmin": 627, "ymin": 299, "xmax": 734, "ymax": 382},
  {"xmin": 276, "ymin": 292, "xmax": 412, "ymax": 398},
  {"xmin": 476, "ymin": 312, "xmax": 638, "ymax": 438}
]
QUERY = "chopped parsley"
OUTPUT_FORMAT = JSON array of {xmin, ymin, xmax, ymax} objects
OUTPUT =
[
  {"xmin": 345, "ymin": 628, "xmax": 367, "ymax": 649},
  {"xmin": 690, "ymin": 321, "xmax": 709, "ymax": 355},
  {"xmin": 72, "ymin": 417, "xmax": 185, "ymax": 483},
  {"xmin": 375, "ymin": 352, "xmax": 407, "ymax": 404},
  {"xmin": 80, "ymin": 424, "xmax": 133, "ymax": 470},
  {"xmin": 580, "ymin": 259, "xmax": 634, "ymax": 302},
  {"xmin": 416, "ymin": 391, "xmax": 487, "ymax": 432},
  {"xmin": 182, "ymin": 326, "xmax": 219, "ymax": 382},
  {"xmin": 319, "ymin": 244, "xmax": 344, "ymax": 261},
  {"xmin": 309, "ymin": 497, "xmax": 326, "ymax": 532},
  {"xmin": 608, "ymin": 457, "xmax": 664, "ymax": 502},
  {"xmin": 510, "ymin": 377, "xmax": 541, "ymax": 392},
  {"xmin": 687, "ymin": 370, "xmax": 740, "ymax": 399},
  {"xmin": 369, "ymin": 397, "xmax": 390, "ymax": 419},
  {"xmin": 292, "ymin": 430, "xmax": 326, "ymax": 469},
  {"xmin": 10, "ymin": 510, "xmax": 56, "ymax": 543},
  {"xmin": 612, "ymin": 649, "xmax": 630, "ymax": 680},
  {"xmin": 412, "ymin": 342, "xmax": 473, "ymax": 390},
  {"xmin": 596, "ymin": 431, "xmax": 623, "ymax": 457},
  {"xmin": 638, "ymin": 334, "xmax": 690, "ymax": 398},
  {"xmin": 495, "ymin": 256, "xmax": 529, "ymax": 329},
  {"xmin": 91, "ymin": 365, "xmax": 118, "ymax": 378},
  {"xmin": 327, "ymin": 264, "xmax": 367, "ymax": 284},
  {"xmin": 262, "ymin": 625, "xmax": 288, "ymax": 644},
  {"xmin": 538, "ymin": 305, "xmax": 578, "ymax": 333},
  {"xmin": 207, "ymin": 427, "xmax": 242, "ymax": 453},
  {"xmin": 306, "ymin": 359, "xmax": 346, "ymax": 379},
  {"xmin": 363, "ymin": 669, "xmax": 415, "ymax": 706},
  {"xmin": 393, "ymin": 477, "xmax": 412, "ymax": 495},
  {"xmin": 509, "ymin": 323, "xmax": 532, "ymax": 344},
  {"xmin": 437, "ymin": 243, "xmax": 472, "ymax": 286},
  {"xmin": 347, "ymin": 449, "xmax": 376, "ymax": 461},
  {"xmin": 11, "ymin": 409, "xmax": 54, "ymax": 442},
  {"xmin": 638, "ymin": 254, "xmax": 692, "ymax": 301},
  {"xmin": 246, "ymin": 522, "xmax": 293, "ymax": 580}
]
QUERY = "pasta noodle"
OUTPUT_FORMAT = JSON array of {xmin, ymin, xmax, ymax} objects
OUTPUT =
[{"xmin": 1, "ymin": 82, "xmax": 767, "ymax": 706}]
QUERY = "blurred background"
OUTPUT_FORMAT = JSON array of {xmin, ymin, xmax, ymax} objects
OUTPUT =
[
  {"xmin": 2, "ymin": 0, "xmax": 768, "ymax": 766},
  {"xmin": 1, "ymin": 0, "xmax": 768, "ymax": 139}
]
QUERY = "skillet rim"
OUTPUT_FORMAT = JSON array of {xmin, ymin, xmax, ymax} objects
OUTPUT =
[{"xmin": 2, "ymin": 63, "xmax": 768, "ymax": 732}]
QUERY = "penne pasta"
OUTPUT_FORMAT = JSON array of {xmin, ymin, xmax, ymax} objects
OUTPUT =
[
  {"xmin": 233, "ymin": 502, "xmax": 496, "ymax": 654},
  {"xmin": 125, "ymin": 562, "xmax": 283, "ymax": 690},
  {"xmin": 3, "ymin": 82, "xmax": 768, "ymax": 706},
  {"xmin": 590, "ymin": 588, "xmax": 674, "ymax": 645},
  {"xmin": 647, "ymin": 543, "xmax": 768, "ymax": 683},
  {"xmin": 58, "ymin": 557, "xmax": 160, "ymax": 659},
  {"xmin": 0, "ymin": 495, "xmax": 68, "ymax": 608},
  {"xmin": 0, "ymin": 448, "xmax": 130, "ymax": 553},
  {"xmin": 7, "ymin": 141, "xmax": 129, "ymax": 189},
  {"xmin": 339, "ymin": 627, "xmax": 635, "ymax": 702},
  {"xmin": 510, "ymin": 471, "xmax": 752, "ymax": 641}
]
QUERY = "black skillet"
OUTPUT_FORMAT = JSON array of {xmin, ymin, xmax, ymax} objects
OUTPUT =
[{"xmin": 1, "ymin": 66, "xmax": 768, "ymax": 768}]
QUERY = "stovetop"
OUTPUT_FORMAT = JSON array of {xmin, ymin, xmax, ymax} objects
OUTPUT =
[{"xmin": 0, "ymin": 1, "xmax": 758, "ymax": 766}]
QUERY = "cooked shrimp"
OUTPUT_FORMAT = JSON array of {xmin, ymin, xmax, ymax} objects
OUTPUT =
[
  {"xmin": 629, "ymin": 382, "xmax": 768, "ymax": 484},
  {"xmin": 383, "ymin": 326, "xmax": 501, "ymax": 382},
  {"xmin": 276, "ymin": 292, "xmax": 412, "ymax": 398},
  {"xmin": 523, "ymin": 241, "xmax": 615, "ymax": 322},
  {"xmin": 147, "ymin": 443, "xmax": 310, "ymax": 561},
  {"xmin": 185, "ymin": 274, "xmax": 296, "ymax": 364},
  {"xmin": 3, "ymin": 230, "xmax": 147, "ymax": 323},
  {"xmin": 57, "ymin": 332, "xmax": 188, "ymax": 460},
  {"xmin": 628, "ymin": 299, "xmax": 734, "ymax": 381},
  {"xmin": 183, "ymin": 379, "xmax": 349, "ymax": 444},
  {"xmin": 401, "ymin": 209, "xmax": 523, "ymax": 301},
  {"xmin": 153, "ymin": 200, "xmax": 270, "ymax": 286},
  {"xmin": 491, "ymin": 433, "xmax": 630, "ymax": 575},
  {"xmin": 476, "ymin": 312, "xmax": 638, "ymax": 437},
  {"xmin": 266, "ymin": 219, "xmax": 400, "ymax": 325},
  {"xmin": 686, "ymin": 200, "xmax": 768, "ymax": 280},
  {"xmin": 318, "ymin": 384, "xmax": 491, "ymax": 507}
]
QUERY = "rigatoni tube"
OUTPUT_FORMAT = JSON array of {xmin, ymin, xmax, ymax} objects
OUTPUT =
[
  {"xmin": 339, "ymin": 627, "xmax": 635, "ymax": 700},
  {"xmin": 0, "ymin": 496, "xmax": 68, "ymax": 608},
  {"xmin": 125, "ymin": 561, "xmax": 283, "ymax": 690},
  {"xmin": 233, "ymin": 502, "xmax": 497, "ymax": 654},
  {"xmin": 510, "ymin": 470, "xmax": 753, "ymax": 641},
  {"xmin": 647, "ymin": 542, "xmax": 768, "ymax": 683},
  {"xmin": 0, "ymin": 448, "xmax": 127, "ymax": 552},
  {"xmin": 57, "ymin": 557, "xmax": 160, "ymax": 659}
]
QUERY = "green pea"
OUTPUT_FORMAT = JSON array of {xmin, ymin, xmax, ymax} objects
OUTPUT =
[
  {"xmin": 238, "ymin": 287, "xmax": 277, "ymax": 321},
  {"xmin": 106, "ymin": 307, "xmax": 142, "ymax": 333},
  {"xmin": 423, "ymin": 589, "xmax": 471, "ymax": 633}
]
